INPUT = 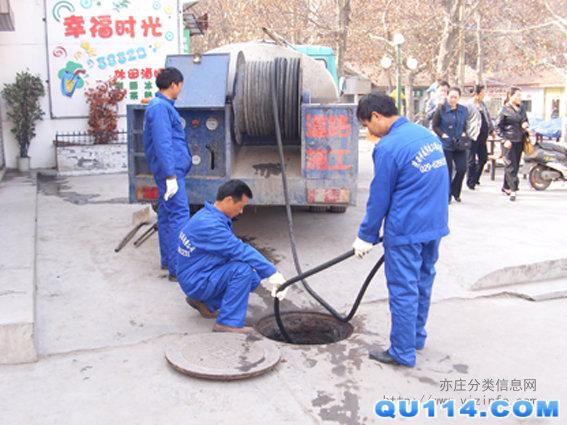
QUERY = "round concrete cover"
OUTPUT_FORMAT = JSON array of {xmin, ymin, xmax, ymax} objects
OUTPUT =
[{"xmin": 165, "ymin": 333, "xmax": 281, "ymax": 381}]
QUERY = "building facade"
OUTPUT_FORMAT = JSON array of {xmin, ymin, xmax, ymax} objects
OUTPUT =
[{"xmin": 0, "ymin": 0, "xmax": 182, "ymax": 170}]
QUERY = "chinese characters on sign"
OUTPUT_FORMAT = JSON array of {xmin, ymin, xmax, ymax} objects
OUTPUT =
[
  {"xmin": 113, "ymin": 67, "xmax": 163, "ymax": 100},
  {"xmin": 305, "ymin": 113, "xmax": 353, "ymax": 171},
  {"xmin": 46, "ymin": 0, "xmax": 179, "ymax": 117},
  {"xmin": 63, "ymin": 15, "xmax": 163, "ymax": 39}
]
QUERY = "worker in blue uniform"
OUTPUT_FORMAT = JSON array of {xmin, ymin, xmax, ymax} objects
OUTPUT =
[
  {"xmin": 176, "ymin": 180, "xmax": 287, "ymax": 334},
  {"xmin": 352, "ymin": 92, "xmax": 450, "ymax": 367},
  {"xmin": 143, "ymin": 67, "xmax": 191, "ymax": 280}
]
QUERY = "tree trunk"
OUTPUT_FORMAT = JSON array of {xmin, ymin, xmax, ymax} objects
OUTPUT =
[
  {"xmin": 476, "ymin": 10, "xmax": 483, "ymax": 84},
  {"xmin": 336, "ymin": 0, "xmax": 351, "ymax": 77},
  {"xmin": 457, "ymin": 1, "xmax": 465, "ymax": 89},
  {"xmin": 436, "ymin": 0, "xmax": 461, "ymax": 80}
]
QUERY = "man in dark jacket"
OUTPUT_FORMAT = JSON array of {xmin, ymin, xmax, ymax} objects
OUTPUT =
[
  {"xmin": 143, "ymin": 67, "xmax": 192, "ymax": 278},
  {"xmin": 353, "ymin": 92, "xmax": 449, "ymax": 367}
]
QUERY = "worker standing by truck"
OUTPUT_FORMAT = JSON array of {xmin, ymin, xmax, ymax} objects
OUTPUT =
[
  {"xmin": 143, "ymin": 67, "xmax": 191, "ymax": 280},
  {"xmin": 352, "ymin": 92, "xmax": 449, "ymax": 367}
]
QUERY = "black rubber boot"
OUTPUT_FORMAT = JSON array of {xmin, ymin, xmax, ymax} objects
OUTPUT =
[{"xmin": 369, "ymin": 349, "xmax": 408, "ymax": 367}]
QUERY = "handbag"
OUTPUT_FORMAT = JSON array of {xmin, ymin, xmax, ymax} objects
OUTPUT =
[
  {"xmin": 454, "ymin": 136, "xmax": 471, "ymax": 151},
  {"xmin": 523, "ymin": 133, "xmax": 535, "ymax": 155}
]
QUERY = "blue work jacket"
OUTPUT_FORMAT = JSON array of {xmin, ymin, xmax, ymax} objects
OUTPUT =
[
  {"xmin": 432, "ymin": 103, "xmax": 468, "ymax": 151},
  {"xmin": 143, "ymin": 92, "xmax": 191, "ymax": 179},
  {"xmin": 176, "ymin": 202, "xmax": 277, "ymax": 293},
  {"xmin": 358, "ymin": 117, "xmax": 450, "ymax": 247}
]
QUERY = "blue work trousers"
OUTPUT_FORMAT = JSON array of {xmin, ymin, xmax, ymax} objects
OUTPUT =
[
  {"xmin": 156, "ymin": 176, "xmax": 190, "ymax": 275},
  {"xmin": 384, "ymin": 239, "xmax": 441, "ymax": 367},
  {"xmin": 184, "ymin": 261, "xmax": 261, "ymax": 328}
]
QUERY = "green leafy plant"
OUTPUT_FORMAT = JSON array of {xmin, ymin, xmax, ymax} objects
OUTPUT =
[
  {"xmin": 1, "ymin": 71, "xmax": 45, "ymax": 158},
  {"xmin": 84, "ymin": 77, "xmax": 127, "ymax": 144}
]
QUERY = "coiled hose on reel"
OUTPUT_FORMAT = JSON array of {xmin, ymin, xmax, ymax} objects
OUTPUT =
[{"xmin": 233, "ymin": 57, "xmax": 301, "ymax": 143}]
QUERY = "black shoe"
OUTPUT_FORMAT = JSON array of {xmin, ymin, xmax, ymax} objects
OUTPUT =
[
  {"xmin": 369, "ymin": 349, "xmax": 407, "ymax": 366},
  {"xmin": 168, "ymin": 274, "xmax": 178, "ymax": 282},
  {"xmin": 467, "ymin": 184, "xmax": 475, "ymax": 190},
  {"xmin": 510, "ymin": 193, "xmax": 516, "ymax": 201},
  {"xmin": 501, "ymin": 188, "xmax": 511, "ymax": 196},
  {"xmin": 453, "ymin": 196, "xmax": 462, "ymax": 203}
]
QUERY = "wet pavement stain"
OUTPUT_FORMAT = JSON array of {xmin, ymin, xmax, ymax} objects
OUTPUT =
[
  {"xmin": 315, "ymin": 341, "xmax": 366, "ymax": 377},
  {"xmin": 311, "ymin": 390, "xmax": 335, "ymax": 407},
  {"xmin": 453, "ymin": 363, "xmax": 469, "ymax": 374},
  {"xmin": 417, "ymin": 376, "xmax": 438, "ymax": 386},
  {"xmin": 38, "ymin": 174, "xmax": 127, "ymax": 205},
  {"xmin": 303, "ymin": 355, "xmax": 317, "ymax": 368},
  {"xmin": 240, "ymin": 235, "xmax": 282, "ymax": 265},
  {"xmin": 237, "ymin": 342, "xmax": 261, "ymax": 373},
  {"xmin": 252, "ymin": 163, "xmax": 281, "ymax": 178},
  {"xmin": 318, "ymin": 389, "xmax": 362, "ymax": 425}
]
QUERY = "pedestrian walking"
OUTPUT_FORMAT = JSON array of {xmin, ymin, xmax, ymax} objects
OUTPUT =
[
  {"xmin": 495, "ymin": 87, "xmax": 529, "ymax": 201},
  {"xmin": 432, "ymin": 87, "xmax": 469, "ymax": 203},
  {"xmin": 465, "ymin": 84, "xmax": 495, "ymax": 189}
]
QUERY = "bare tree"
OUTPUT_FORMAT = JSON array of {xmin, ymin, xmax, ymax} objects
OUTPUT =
[{"xmin": 335, "ymin": 0, "xmax": 351, "ymax": 76}]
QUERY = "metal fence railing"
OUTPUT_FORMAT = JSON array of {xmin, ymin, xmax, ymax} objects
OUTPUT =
[{"xmin": 54, "ymin": 130, "xmax": 127, "ymax": 147}]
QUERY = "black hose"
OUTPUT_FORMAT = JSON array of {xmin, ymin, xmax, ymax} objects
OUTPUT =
[
  {"xmin": 234, "ymin": 58, "xmax": 301, "ymax": 142},
  {"xmin": 270, "ymin": 58, "xmax": 385, "ymax": 343}
]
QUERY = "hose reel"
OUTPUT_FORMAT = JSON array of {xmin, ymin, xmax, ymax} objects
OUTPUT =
[{"xmin": 233, "ymin": 57, "xmax": 302, "ymax": 144}]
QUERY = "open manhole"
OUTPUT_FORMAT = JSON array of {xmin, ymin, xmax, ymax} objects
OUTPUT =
[{"xmin": 255, "ymin": 311, "xmax": 354, "ymax": 345}]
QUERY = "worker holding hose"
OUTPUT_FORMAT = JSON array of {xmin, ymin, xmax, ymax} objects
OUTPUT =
[
  {"xmin": 175, "ymin": 180, "xmax": 288, "ymax": 334},
  {"xmin": 143, "ymin": 67, "xmax": 191, "ymax": 281},
  {"xmin": 353, "ymin": 92, "xmax": 449, "ymax": 367}
]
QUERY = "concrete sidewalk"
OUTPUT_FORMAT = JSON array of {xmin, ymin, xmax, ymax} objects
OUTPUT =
[
  {"xmin": 0, "ymin": 139, "xmax": 566, "ymax": 423},
  {"xmin": 0, "ymin": 172, "xmax": 38, "ymax": 364},
  {"xmin": 1, "ymin": 296, "xmax": 564, "ymax": 424}
]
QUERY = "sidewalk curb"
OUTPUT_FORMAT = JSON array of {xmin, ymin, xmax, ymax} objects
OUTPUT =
[
  {"xmin": 471, "ymin": 258, "xmax": 567, "ymax": 290},
  {"xmin": 0, "ymin": 173, "xmax": 39, "ymax": 364}
]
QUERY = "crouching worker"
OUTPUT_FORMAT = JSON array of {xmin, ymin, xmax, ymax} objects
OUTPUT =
[{"xmin": 176, "ymin": 179, "xmax": 287, "ymax": 333}]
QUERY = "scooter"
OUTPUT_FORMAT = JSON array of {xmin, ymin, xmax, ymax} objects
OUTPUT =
[{"xmin": 524, "ymin": 141, "xmax": 567, "ymax": 191}]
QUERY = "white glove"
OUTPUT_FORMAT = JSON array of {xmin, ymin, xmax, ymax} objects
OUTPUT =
[
  {"xmin": 267, "ymin": 271, "xmax": 288, "ymax": 301},
  {"xmin": 352, "ymin": 237, "xmax": 374, "ymax": 259},
  {"xmin": 164, "ymin": 177, "xmax": 178, "ymax": 201}
]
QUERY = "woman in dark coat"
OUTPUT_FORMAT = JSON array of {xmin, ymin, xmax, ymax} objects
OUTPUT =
[
  {"xmin": 432, "ymin": 87, "xmax": 469, "ymax": 203},
  {"xmin": 496, "ymin": 87, "xmax": 529, "ymax": 201}
]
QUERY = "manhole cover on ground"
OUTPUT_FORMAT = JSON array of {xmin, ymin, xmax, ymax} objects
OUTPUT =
[
  {"xmin": 165, "ymin": 333, "xmax": 281, "ymax": 381},
  {"xmin": 255, "ymin": 311, "xmax": 354, "ymax": 345}
]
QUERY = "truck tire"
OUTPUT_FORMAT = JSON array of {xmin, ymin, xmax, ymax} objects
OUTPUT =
[
  {"xmin": 308, "ymin": 205, "xmax": 328, "ymax": 213},
  {"xmin": 329, "ymin": 206, "xmax": 347, "ymax": 213}
]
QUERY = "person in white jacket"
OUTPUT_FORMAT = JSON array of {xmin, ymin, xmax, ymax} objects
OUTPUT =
[{"xmin": 465, "ymin": 84, "xmax": 495, "ymax": 189}]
